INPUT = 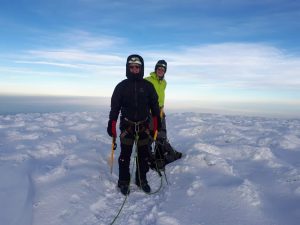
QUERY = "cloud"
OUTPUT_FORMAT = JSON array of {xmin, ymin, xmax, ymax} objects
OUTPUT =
[
  {"xmin": 4, "ymin": 30, "xmax": 126, "ymax": 76},
  {"xmin": 12, "ymin": 49, "xmax": 125, "ymax": 78},
  {"xmin": 2, "ymin": 35, "xmax": 300, "ymax": 98},
  {"xmin": 143, "ymin": 43, "xmax": 300, "ymax": 90},
  {"xmin": 26, "ymin": 49, "xmax": 123, "ymax": 65},
  {"xmin": 57, "ymin": 30, "xmax": 126, "ymax": 50}
]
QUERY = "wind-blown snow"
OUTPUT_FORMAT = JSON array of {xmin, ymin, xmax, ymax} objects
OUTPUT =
[{"xmin": 0, "ymin": 111, "xmax": 300, "ymax": 225}]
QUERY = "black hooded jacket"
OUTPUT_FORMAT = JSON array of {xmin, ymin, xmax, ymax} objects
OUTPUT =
[{"xmin": 109, "ymin": 55, "xmax": 160, "ymax": 125}]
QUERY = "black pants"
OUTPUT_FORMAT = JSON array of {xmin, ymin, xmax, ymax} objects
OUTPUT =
[{"xmin": 118, "ymin": 131, "xmax": 150, "ymax": 183}]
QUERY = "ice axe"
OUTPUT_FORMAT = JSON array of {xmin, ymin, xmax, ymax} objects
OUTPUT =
[
  {"xmin": 110, "ymin": 136, "xmax": 117, "ymax": 174},
  {"xmin": 153, "ymin": 130, "xmax": 158, "ymax": 141}
]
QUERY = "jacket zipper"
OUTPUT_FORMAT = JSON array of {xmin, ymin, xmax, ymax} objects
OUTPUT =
[{"xmin": 134, "ymin": 80, "xmax": 138, "ymax": 120}]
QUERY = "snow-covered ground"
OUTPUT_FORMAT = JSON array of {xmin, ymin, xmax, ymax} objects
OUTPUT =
[{"xmin": 1, "ymin": 110, "xmax": 300, "ymax": 225}]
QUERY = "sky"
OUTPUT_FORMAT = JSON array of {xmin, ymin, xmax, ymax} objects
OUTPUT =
[{"xmin": 0, "ymin": 0, "xmax": 300, "ymax": 116}]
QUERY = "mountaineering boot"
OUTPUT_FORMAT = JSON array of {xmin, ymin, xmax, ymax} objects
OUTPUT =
[
  {"xmin": 118, "ymin": 180, "xmax": 130, "ymax": 196},
  {"xmin": 136, "ymin": 179, "xmax": 151, "ymax": 193},
  {"xmin": 119, "ymin": 185, "xmax": 130, "ymax": 196},
  {"xmin": 175, "ymin": 150, "xmax": 182, "ymax": 159}
]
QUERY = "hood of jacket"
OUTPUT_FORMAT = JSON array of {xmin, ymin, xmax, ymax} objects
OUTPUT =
[{"xmin": 126, "ymin": 54, "xmax": 144, "ymax": 81}]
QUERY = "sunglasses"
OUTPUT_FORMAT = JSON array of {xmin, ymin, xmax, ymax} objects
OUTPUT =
[
  {"xmin": 157, "ymin": 67, "xmax": 166, "ymax": 72},
  {"xmin": 129, "ymin": 65, "xmax": 140, "ymax": 69}
]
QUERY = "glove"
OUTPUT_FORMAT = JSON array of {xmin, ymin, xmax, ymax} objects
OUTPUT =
[
  {"xmin": 152, "ymin": 116, "xmax": 157, "ymax": 134},
  {"xmin": 152, "ymin": 116, "xmax": 162, "ymax": 133},
  {"xmin": 107, "ymin": 120, "xmax": 117, "ymax": 137}
]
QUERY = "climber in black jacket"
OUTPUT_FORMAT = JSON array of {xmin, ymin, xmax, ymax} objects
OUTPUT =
[{"xmin": 107, "ymin": 54, "xmax": 161, "ymax": 195}]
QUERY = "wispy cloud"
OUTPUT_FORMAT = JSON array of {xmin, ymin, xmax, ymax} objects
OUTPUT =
[
  {"xmin": 4, "ymin": 30, "xmax": 126, "ymax": 76},
  {"xmin": 25, "ymin": 49, "xmax": 123, "ymax": 65},
  {"xmin": 56, "ymin": 30, "xmax": 126, "ymax": 50},
  {"xmin": 144, "ymin": 43, "xmax": 300, "ymax": 90},
  {"xmin": 14, "ymin": 60, "xmax": 81, "ymax": 69},
  {"xmin": 4, "ymin": 40, "xmax": 300, "ymax": 92}
]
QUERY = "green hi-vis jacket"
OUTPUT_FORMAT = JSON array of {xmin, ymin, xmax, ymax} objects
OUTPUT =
[{"xmin": 145, "ymin": 72, "xmax": 167, "ymax": 108}]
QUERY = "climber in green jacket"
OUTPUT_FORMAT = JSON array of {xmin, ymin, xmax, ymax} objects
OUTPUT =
[
  {"xmin": 145, "ymin": 60, "xmax": 167, "ymax": 109},
  {"xmin": 145, "ymin": 60, "xmax": 182, "ymax": 170},
  {"xmin": 145, "ymin": 60, "xmax": 167, "ymax": 139}
]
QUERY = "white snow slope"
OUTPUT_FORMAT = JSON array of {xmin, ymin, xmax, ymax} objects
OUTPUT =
[{"xmin": 0, "ymin": 111, "xmax": 300, "ymax": 225}]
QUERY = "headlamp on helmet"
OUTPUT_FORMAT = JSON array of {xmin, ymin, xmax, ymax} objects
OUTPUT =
[{"xmin": 128, "ymin": 57, "xmax": 142, "ymax": 65}]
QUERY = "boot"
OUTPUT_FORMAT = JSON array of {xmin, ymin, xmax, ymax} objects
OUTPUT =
[
  {"xmin": 175, "ymin": 150, "xmax": 182, "ymax": 159},
  {"xmin": 118, "ymin": 180, "xmax": 130, "ymax": 196},
  {"xmin": 136, "ymin": 179, "xmax": 151, "ymax": 193}
]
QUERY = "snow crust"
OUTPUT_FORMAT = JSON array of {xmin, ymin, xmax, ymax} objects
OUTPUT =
[{"xmin": 0, "ymin": 111, "xmax": 300, "ymax": 225}]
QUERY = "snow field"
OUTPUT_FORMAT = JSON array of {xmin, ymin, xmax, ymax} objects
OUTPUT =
[{"xmin": 0, "ymin": 111, "xmax": 300, "ymax": 225}]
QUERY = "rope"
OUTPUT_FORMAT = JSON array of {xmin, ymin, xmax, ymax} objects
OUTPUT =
[
  {"xmin": 136, "ymin": 136, "xmax": 163, "ymax": 195},
  {"xmin": 108, "ymin": 127, "xmax": 165, "ymax": 224},
  {"xmin": 109, "ymin": 140, "xmax": 136, "ymax": 225},
  {"xmin": 144, "ymin": 134, "xmax": 170, "ymax": 186},
  {"xmin": 109, "ymin": 191, "xmax": 128, "ymax": 225},
  {"xmin": 152, "ymin": 140, "xmax": 169, "ymax": 185}
]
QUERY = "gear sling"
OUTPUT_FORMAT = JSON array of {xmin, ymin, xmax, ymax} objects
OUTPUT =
[{"xmin": 118, "ymin": 117, "xmax": 150, "ymax": 187}]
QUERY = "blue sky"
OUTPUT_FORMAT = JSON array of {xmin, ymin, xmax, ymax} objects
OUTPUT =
[{"xmin": 0, "ymin": 0, "xmax": 300, "ymax": 116}]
